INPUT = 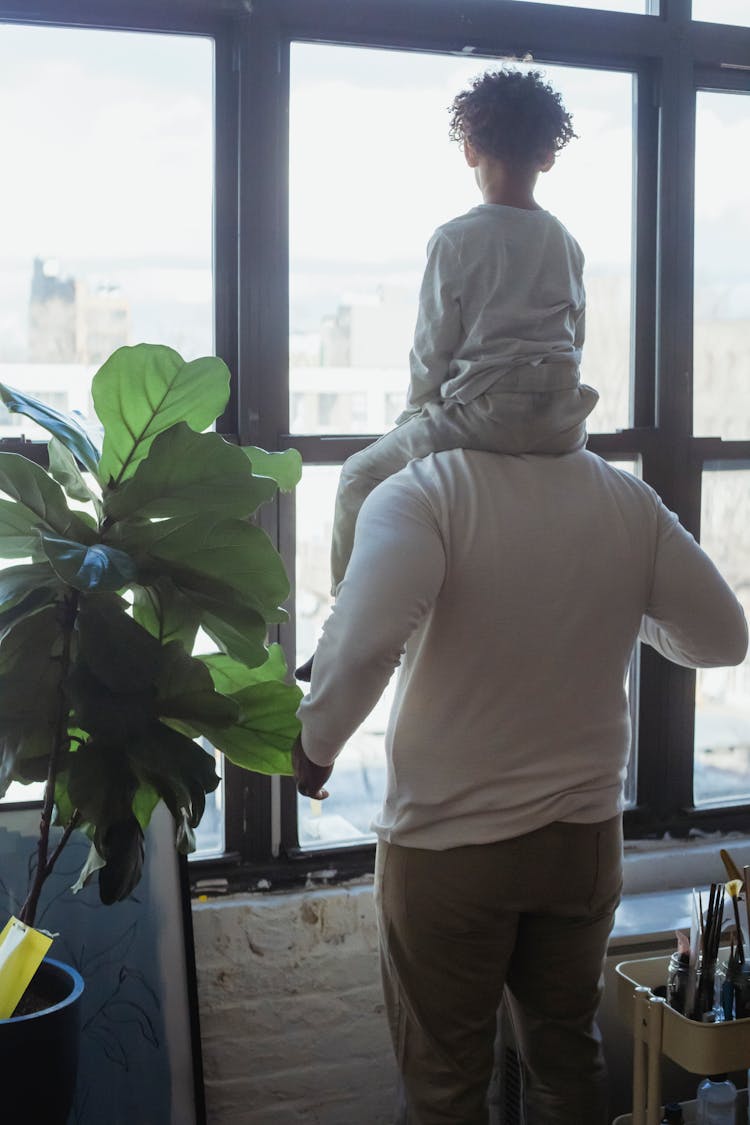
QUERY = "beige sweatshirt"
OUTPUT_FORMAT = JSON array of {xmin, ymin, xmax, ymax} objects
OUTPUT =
[{"xmin": 298, "ymin": 450, "xmax": 747, "ymax": 849}]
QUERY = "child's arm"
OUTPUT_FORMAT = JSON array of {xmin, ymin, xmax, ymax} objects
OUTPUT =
[{"xmin": 405, "ymin": 230, "xmax": 463, "ymax": 412}]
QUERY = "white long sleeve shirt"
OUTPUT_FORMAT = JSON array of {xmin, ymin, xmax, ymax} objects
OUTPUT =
[
  {"xmin": 298, "ymin": 450, "xmax": 748, "ymax": 849},
  {"xmin": 407, "ymin": 205, "xmax": 586, "ymax": 411}
]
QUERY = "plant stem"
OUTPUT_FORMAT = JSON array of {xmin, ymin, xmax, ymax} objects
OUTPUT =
[
  {"xmin": 19, "ymin": 592, "xmax": 79, "ymax": 928},
  {"xmin": 43, "ymin": 810, "xmax": 82, "ymax": 882}
]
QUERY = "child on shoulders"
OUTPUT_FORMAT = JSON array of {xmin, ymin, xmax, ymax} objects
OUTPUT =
[{"xmin": 296, "ymin": 67, "xmax": 597, "ymax": 681}]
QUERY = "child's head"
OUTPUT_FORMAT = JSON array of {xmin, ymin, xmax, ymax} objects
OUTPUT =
[{"xmin": 449, "ymin": 68, "xmax": 576, "ymax": 171}]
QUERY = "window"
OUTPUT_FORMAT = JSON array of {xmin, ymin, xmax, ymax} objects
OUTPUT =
[
  {"xmin": 0, "ymin": 20, "xmax": 218, "ymax": 854},
  {"xmin": 694, "ymin": 466, "xmax": 750, "ymax": 807},
  {"xmin": 0, "ymin": 23, "xmax": 214, "ymax": 437},
  {"xmin": 290, "ymin": 40, "xmax": 636, "ymax": 846},
  {"xmin": 694, "ymin": 90, "xmax": 750, "ymax": 439},
  {"xmin": 514, "ymin": 0, "xmax": 651, "ymax": 11},
  {"xmin": 692, "ymin": 1, "xmax": 750, "ymax": 28},
  {"xmin": 290, "ymin": 44, "xmax": 634, "ymax": 438},
  {"xmin": 2, "ymin": 1, "xmax": 749, "ymax": 876}
]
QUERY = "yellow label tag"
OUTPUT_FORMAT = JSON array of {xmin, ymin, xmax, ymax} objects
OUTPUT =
[{"xmin": 0, "ymin": 916, "xmax": 54, "ymax": 1019}]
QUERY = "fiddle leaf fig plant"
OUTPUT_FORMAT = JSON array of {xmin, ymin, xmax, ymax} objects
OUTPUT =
[{"xmin": 0, "ymin": 343, "xmax": 303, "ymax": 927}]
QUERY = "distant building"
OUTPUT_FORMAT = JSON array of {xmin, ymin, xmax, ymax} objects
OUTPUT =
[
  {"xmin": 320, "ymin": 285, "xmax": 416, "ymax": 369},
  {"xmin": 28, "ymin": 257, "xmax": 130, "ymax": 365}
]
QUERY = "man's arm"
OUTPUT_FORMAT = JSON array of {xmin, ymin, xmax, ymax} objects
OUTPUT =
[
  {"xmin": 292, "ymin": 734, "xmax": 332, "ymax": 799},
  {"xmin": 639, "ymin": 502, "xmax": 748, "ymax": 668},
  {"xmin": 404, "ymin": 231, "xmax": 463, "ymax": 413},
  {"xmin": 297, "ymin": 467, "xmax": 446, "ymax": 770}
]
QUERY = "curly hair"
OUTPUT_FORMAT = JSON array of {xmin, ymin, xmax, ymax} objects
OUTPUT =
[{"xmin": 448, "ymin": 69, "xmax": 577, "ymax": 165}]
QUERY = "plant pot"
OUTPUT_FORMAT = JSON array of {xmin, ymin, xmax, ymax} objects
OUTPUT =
[{"xmin": 0, "ymin": 957, "xmax": 85, "ymax": 1123}]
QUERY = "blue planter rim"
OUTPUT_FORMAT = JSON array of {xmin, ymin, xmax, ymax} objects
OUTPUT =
[{"xmin": 0, "ymin": 956, "xmax": 84, "ymax": 1025}]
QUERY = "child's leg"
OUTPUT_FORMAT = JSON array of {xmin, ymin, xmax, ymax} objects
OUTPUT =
[
  {"xmin": 331, "ymin": 407, "xmax": 459, "ymax": 592},
  {"xmin": 471, "ymin": 362, "xmax": 599, "ymax": 456},
  {"xmin": 297, "ymin": 410, "xmax": 458, "ymax": 681}
]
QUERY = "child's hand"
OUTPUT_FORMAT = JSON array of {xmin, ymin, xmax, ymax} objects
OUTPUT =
[{"xmin": 292, "ymin": 734, "xmax": 333, "ymax": 800}]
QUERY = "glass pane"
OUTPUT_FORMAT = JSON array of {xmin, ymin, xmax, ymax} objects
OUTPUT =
[
  {"xmin": 694, "ymin": 91, "xmax": 750, "ymax": 438},
  {"xmin": 694, "ymin": 466, "xmax": 750, "ymax": 806},
  {"xmin": 296, "ymin": 466, "xmax": 389, "ymax": 846},
  {"xmin": 513, "ymin": 0, "xmax": 648, "ymax": 9},
  {"xmin": 290, "ymin": 44, "xmax": 634, "ymax": 437},
  {"xmin": 692, "ymin": 1, "xmax": 750, "ymax": 27},
  {"xmin": 609, "ymin": 458, "xmax": 640, "ymax": 809},
  {"xmin": 0, "ymin": 24, "xmax": 214, "ymax": 442},
  {"xmin": 0, "ymin": 25, "xmax": 221, "ymax": 852}
]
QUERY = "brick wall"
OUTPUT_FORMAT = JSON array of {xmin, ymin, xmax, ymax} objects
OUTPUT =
[{"xmin": 192, "ymin": 879, "xmax": 399, "ymax": 1125}]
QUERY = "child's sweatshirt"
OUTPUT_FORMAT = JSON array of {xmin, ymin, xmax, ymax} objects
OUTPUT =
[{"xmin": 407, "ymin": 204, "xmax": 585, "ymax": 411}]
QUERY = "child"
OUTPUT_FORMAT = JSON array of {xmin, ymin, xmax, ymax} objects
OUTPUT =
[{"xmin": 296, "ymin": 67, "xmax": 597, "ymax": 681}]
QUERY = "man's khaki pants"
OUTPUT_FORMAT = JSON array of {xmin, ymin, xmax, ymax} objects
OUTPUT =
[{"xmin": 374, "ymin": 817, "xmax": 623, "ymax": 1125}]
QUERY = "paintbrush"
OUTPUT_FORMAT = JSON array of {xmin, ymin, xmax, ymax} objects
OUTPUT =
[
  {"xmin": 721, "ymin": 848, "xmax": 743, "ymax": 882},
  {"xmin": 727, "ymin": 880, "xmax": 745, "ymax": 965}
]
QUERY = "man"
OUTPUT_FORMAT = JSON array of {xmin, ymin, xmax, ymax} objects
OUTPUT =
[{"xmin": 293, "ymin": 447, "xmax": 747, "ymax": 1125}]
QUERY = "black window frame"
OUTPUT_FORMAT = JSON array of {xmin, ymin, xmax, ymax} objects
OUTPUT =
[{"xmin": 2, "ymin": 0, "xmax": 750, "ymax": 893}]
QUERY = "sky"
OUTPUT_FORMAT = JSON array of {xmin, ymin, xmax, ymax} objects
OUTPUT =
[
  {"xmin": 0, "ymin": 25, "xmax": 213, "ymax": 260},
  {"xmin": 289, "ymin": 44, "xmax": 634, "ymax": 271},
  {"xmin": 0, "ymin": 15, "xmax": 748, "ymax": 361}
]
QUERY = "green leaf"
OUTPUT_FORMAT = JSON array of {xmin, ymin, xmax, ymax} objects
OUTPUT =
[
  {"xmin": 132, "ymin": 579, "xmax": 201, "ymax": 652},
  {"xmin": 242, "ymin": 446, "xmax": 302, "ymax": 492},
  {"xmin": 138, "ymin": 515, "xmax": 290, "ymax": 623},
  {"xmin": 0, "ymin": 603, "xmax": 62, "ymax": 677},
  {"xmin": 67, "ymin": 660, "xmax": 153, "ymax": 744},
  {"xmin": 67, "ymin": 742, "xmax": 145, "ymax": 903},
  {"xmin": 93, "ymin": 344, "xmax": 230, "ymax": 486},
  {"xmin": 132, "ymin": 782, "xmax": 160, "ymax": 831},
  {"xmin": 40, "ymin": 533, "xmax": 137, "ymax": 592},
  {"xmin": 98, "ymin": 818, "xmax": 145, "ymax": 904},
  {"xmin": 0, "ymin": 498, "xmax": 46, "ymax": 558},
  {"xmin": 127, "ymin": 721, "xmax": 220, "ymax": 830},
  {"xmin": 183, "ymin": 590, "xmax": 269, "ymax": 667},
  {"xmin": 174, "ymin": 810, "xmax": 196, "ymax": 855},
  {"xmin": 0, "ymin": 453, "xmax": 96, "ymax": 545},
  {"xmin": 0, "ymin": 383, "xmax": 101, "ymax": 476},
  {"xmin": 48, "ymin": 437, "xmax": 102, "ymax": 514},
  {"xmin": 0, "ymin": 561, "xmax": 60, "ymax": 614},
  {"xmin": 104, "ymin": 423, "xmax": 277, "ymax": 521},
  {"xmin": 76, "ymin": 596, "xmax": 161, "ymax": 694},
  {"xmin": 200, "ymin": 644, "xmax": 288, "ymax": 694},
  {"xmin": 0, "ymin": 607, "xmax": 64, "ymax": 794},
  {"xmin": 155, "ymin": 641, "xmax": 239, "ymax": 727},
  {"xmin": 0, "ymin": 586, "xmax": 58, "ymax": 640},
  {"xmin": 71, "ymin": 841, "xmax": 107, "ymax": 895},
  {"xmin": 201, "ymin": 680, "xmax": 302, "ymax": 776},
  {"xmin": 54, "ymin": 771, "xmax": 76, "ymax": 828}
]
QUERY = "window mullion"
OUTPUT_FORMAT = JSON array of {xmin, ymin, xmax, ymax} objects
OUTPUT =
[{"xmin": 655, "ymin": 30, "xmax": 696, "ymax": 444}]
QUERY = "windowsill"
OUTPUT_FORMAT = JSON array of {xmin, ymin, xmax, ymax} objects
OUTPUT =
[
  {"xmin": 621, "ymin": 832, "xmax": 750, "ymax": 894},
  {"xmin": 192, "ymin": 835, "xmax": 750, "ymax": 955},
  {"xmin": 612, "ymin": 833, "xmax": 750, "ymax": 947}
]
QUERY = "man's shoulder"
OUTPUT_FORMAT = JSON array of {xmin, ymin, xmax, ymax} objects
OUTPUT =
[{"xmin": 426, "ymin": 448, "xmax": 659, "ymax": 504}]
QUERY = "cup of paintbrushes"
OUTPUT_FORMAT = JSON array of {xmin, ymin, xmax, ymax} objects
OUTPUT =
[{"xmin": 692, "ymin": 883, "xmax": 725, "ymax": 1021}]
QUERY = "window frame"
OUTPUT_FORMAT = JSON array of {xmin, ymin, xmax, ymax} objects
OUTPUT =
[{"xmin": 3, "ymin": 0, "xmax": 750, "ymax": 888}]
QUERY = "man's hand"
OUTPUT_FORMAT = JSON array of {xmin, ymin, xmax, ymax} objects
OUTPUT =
[{"xmin": 292, "ymin": 733, "xmax": 333, "ymax": 800}]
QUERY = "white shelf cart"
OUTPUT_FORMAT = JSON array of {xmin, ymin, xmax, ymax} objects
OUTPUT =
[{"xmin": 613, "ymin": 952, "xmax": 750, "ymax": 1125}]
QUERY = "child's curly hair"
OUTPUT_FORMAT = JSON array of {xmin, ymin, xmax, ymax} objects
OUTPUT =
[{"xmin": 449, "ymin": 68, "xmax": 577, "ymax": 164}]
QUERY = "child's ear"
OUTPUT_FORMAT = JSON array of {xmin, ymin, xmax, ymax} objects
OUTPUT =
[
  {"xmin": 538, "ymin": 150, "xmax": 556, "ymax": 173},
  {"xmin": 463, "ymin": 139, "xmax": 480, "ymax": 168}
]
